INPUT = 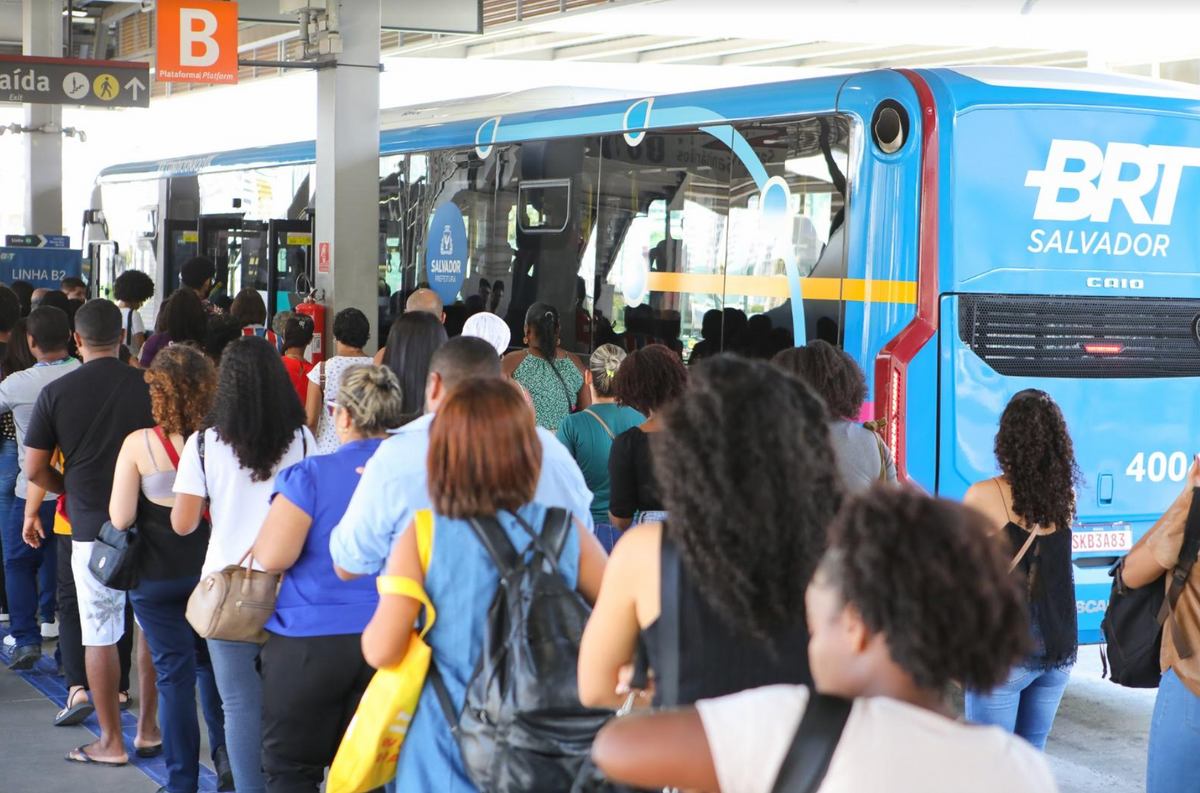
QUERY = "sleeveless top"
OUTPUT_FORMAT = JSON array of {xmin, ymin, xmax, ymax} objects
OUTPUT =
[
  {"xmin": 640, "ymin": 530, "xmax": 812, "ymax": 707},
  {"xmin": 393, "ymin": 503, "xmax": 580, "ymax": 793},
  {"xmin": 512, "ymin": 353, "xmax": 584, "ymax": 432},
  {"xmin": 999, "ymin": 495, "xmax": 1078, "ymax": 670},
  {"xmin": 140, "ymin": 428, "xmax": 177, "ymax": 501}
]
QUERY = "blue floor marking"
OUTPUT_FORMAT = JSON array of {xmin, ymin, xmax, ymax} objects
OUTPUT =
[{"xmin": 0, "ymin": 624, "xmax": 219, "ymax": 792}]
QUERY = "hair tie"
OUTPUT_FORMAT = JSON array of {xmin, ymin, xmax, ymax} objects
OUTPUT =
[{"xmin": 606, "ymin": 367, "xmax": 616, "ymax": 378}]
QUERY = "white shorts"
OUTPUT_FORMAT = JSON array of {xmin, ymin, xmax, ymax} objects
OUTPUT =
[{"xmin": 71, "ymin": 540, "xmax": 127, "ymax": 647}]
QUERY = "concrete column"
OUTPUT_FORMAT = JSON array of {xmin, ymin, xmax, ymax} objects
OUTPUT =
[
  {"xmin": 314, "ymin": 1, "xmax": 382, "ymax": 352},
  {"xmin": 22, "ymin": 0, "xmax": 63, "ymax": 237}
]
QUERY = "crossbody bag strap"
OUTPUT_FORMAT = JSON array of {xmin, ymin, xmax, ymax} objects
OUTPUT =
[
  {"xmin": 152, "ymin": 425, "xmax": 181, "ymax": 469},
  {"xmin": 72, "ymin": 367, "xmax": 136, "ymax": 459},
  {"xmin": 1162, "ymin": 488, "xmax": 1200, "ymax": 659},
  {"xmin": 583, "ymin": 408, "xmax": 615, "ymax": 440},
  {"xmin": 769, "ymin": 693, "xmax": 853, "ymax": 793},
  {"xmin": 658, "ymin": 526, "xmax": 682, "ymax": 708}
]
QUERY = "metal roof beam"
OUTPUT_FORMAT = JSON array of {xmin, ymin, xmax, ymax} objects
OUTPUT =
[
  {"xmin": 553, "ymin": 35, "xmax": 717, "ymax": 61},
  {"xmin": 789, "ymin": 44, "xmax": 971, "ymax": 68},
  {"xmin": 465, "ymin": 30, "xmax": 622, "ymax": 58},
  {"xmin": 720, "ymin": 41, "xmax": 879, "ymax": 66},
  {"xmin": 637, "ymin": 38, "xmax": 790, "ymax": 64}
]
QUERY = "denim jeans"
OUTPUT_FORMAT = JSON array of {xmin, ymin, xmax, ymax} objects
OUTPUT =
[
  {"xmin": 1, "ymin": 496, "xmax": 56, "ymax": 647},
  {"xmin": 131, "ymin": 577, "xmax": 227, "ymax": 793},
  {"xmin": 964, "ymin": 663, "xmax": 1072, "ymax": 750},
  {"xmin": 208, "ymin": 638, "xmax": 264, "ymax": 793},
  {"xmin": 0, "ymin": 437, "xmax": 16, "ymax": 616},
  {"xmin": 594, "ymin": 522, "xmax": 621, "ymax": 555},
  {"xmin": 1147, "ymin": 667, "xmax": 1200, "ymax": 793}
]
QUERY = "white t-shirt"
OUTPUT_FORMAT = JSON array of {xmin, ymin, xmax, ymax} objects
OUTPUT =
[
  {"xmin": 119, "ymin": 306, "xmax": 147, "ymax": 355},
  {"xmin": 307, "ymin": 355, "xmax": 370, "ymax": 455},
  {"xmin": 174, "ymin": 426, "xmax": 315, "ymax": 577},
  {"xmin": 696, "ymin": 685, "xmax": 1058, "ymax": 793}
]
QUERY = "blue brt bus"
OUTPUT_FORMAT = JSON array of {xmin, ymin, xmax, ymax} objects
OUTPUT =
[{"xmin": 94, "ymin": 67, "xmax": 1200, "ymax": 643}]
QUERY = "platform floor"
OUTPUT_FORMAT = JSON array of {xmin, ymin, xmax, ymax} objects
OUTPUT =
[{"xmin": 0, "ymin": 623, "xmax": 217, "ymax": 793}]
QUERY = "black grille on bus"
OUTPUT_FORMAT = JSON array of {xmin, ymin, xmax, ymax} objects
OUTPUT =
[{"xmin": 958, "ymin": 294, "xmax": 1200, "ymax": 379}]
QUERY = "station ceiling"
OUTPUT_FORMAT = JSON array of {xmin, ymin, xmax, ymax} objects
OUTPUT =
[{"xmin": 1, "ymin": 0, "xmax": 1198, "ymax": 90}]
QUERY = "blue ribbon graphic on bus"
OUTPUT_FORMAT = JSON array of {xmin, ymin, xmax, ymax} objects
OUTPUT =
[{"xmin": 426, "ymin": 203, "xmax": 468, "ymax": 305}]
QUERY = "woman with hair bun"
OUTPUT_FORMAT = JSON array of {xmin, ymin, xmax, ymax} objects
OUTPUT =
[
  {"xmin": 556, "ymin": 344, "xmax": 645, "ymax": 552},
  {"xmin": 589, "ymin": 487, "xmax": 1056, "ymax": 793},
  {"xmin": 962, "ymin": 389, "xmax": 1080, "ymax": 750},
  {"xmin": 253, "ymin": 363, "xmax": 405, "ymax": 791},
  {"xmin": 503, "ymin": 302, "xmax": 588, "ymax": 431}
]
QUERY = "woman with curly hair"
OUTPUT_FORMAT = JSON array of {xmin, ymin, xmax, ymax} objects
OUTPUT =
[
  {"xmin": 589, "ymin": 487, "xmax": 1056, "ymax": 793},
  {"xmin": 773, "ymin": 340, "xmax": 896, "ymax": 491},
  {"xmin": 606, "ymin": 344, "xmax": 687, "ymax": 532},
  {"xmin": 580, "ymin": 355, "xmax": 840, "ymax": 710},
  {"xmin": 962, "ymin": 389, "xmax": 1080, "ymax": 750},
  {"xmin": 109, "ymin": 344, "xmax": 232, "ymax": 792},
  {"xmin": 172, "ymin": 335, "xmax": 315, "ymax": 793}
]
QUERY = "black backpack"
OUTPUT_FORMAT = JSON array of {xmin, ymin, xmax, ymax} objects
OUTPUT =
[
  {"xmin": 429, "ymin": 508, "xmax": 613, "ymax": 793},
  {"xmin": 1102, "ymin": 488, "xmax": 1200, "ymax": 688}
]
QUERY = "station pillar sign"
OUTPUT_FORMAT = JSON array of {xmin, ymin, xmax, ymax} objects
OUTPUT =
[{"xmin": 157, "ymin": 0, "xmax": 239, "ymax": 85}]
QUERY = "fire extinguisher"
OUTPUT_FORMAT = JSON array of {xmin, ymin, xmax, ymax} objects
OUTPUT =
[{"xmin": 295, "ymin": 290, "xmax": 326, "ymax": 365}]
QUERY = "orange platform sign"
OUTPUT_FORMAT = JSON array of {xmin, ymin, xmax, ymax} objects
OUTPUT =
[{"xmin": 157, "ymin": 0, "xmax": 239, "ymax": 84}]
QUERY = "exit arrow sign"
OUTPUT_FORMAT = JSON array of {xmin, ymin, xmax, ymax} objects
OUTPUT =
[{"xmin": 0, "ymin": 55, "xmax": 150, "ymax": 109}]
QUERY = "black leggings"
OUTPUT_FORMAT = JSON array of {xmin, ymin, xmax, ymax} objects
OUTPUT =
[{"xmin": 260, "ymin": 631, "xmax": 378, "ymax": 793}]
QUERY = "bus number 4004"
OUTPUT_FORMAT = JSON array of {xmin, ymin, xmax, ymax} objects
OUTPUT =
[{"xmin": 1126, "ymin": 452, "xmax": 1190, "ymax": 483}]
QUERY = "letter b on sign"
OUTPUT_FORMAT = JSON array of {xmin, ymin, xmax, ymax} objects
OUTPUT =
[{"xmin": 157, "ymin": 0, "xmax": 238, "ymax": 84}]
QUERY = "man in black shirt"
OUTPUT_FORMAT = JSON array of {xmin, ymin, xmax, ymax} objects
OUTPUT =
[{"xmin": 25, "ymin": 299, "xmax": 153, "ymax": 767}]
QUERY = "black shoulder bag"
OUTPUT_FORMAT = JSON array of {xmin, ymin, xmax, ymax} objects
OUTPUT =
[
  {"xmin": 1102, "ymin": 488, "xmax": 1200, "ymax": 688},
  {"xmin": 86, "ymin": 369, "xmax": 145, "ymax": 590},
  {"xmin": 769, "ymin": 693, "xmax": 853, "ymax": 793}
]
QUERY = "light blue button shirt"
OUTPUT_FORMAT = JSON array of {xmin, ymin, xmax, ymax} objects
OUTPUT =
[{"xmin": 330, "ymin": 412, "xmax": 595, "ymax": 576}]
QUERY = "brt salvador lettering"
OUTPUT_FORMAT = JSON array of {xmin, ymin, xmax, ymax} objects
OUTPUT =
[{"xmin": 1025, "ymin": 139, "xmax": 1200, "ymax": 259}]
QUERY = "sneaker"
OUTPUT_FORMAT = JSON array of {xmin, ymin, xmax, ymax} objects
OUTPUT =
[
  {"xmin": 41, "ymin": 621, "xmax": 58, "ymax": 639},
  {"xmin": 2, "ymin": 634, "xmax": 14, "ymax": 648},
  {"xmin": 8, "ymin": 644, "xmax": 41, "ymax": 671}
]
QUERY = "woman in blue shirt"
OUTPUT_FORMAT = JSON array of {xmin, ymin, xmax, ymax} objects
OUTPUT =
[
  {"xmin": 253, "ymin": 364, "xmax": 405, "ymax": 792},
  {"xmin": 361, "ymin": 376, "xmax": 607, "ymax": 792}
]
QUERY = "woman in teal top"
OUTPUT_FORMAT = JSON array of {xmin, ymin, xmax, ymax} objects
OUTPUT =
[
  {"xmin": 504, "ymin": 302, "xmax": 589, "ymax": 431},
  {"xmin": 557, "ymin": 344, "xmax": 644, "ymax": 553},
  {"xmin": 361, "ymin": 376, "xmax": 607, "ymax": 792}
]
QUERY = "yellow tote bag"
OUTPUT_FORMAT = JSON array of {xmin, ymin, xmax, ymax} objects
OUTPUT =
[{"xmin": 327, "ymin": 512, "xmax": 436, "ymax": 793}]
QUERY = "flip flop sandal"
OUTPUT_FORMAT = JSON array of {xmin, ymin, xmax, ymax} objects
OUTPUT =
[
  {"xmin": 55, "ymin": 690, "xmax": 94, "ymax": 727},
  {"xmin": 118, "ymin": 691, "xmax": 130, "ymax": 711},
  {"xmin": 65, "ymin": 745, "xmax": 128, "ymax": 767},
  {"xmin": 134, "ymin": 743, "xmax": 163, "ymax": 758}
]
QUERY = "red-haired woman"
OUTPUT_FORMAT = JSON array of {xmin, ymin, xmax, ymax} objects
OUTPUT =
[{"xmin": 361, "ymin": 377, "xmax": 607, "ymax": 791}]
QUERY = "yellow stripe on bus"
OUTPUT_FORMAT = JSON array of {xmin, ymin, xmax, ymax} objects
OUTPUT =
[{"xmin": 643, "ymin": 273, "xmax": 916, "ymax": 304}]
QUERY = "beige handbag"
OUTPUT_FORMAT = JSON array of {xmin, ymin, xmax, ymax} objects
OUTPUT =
[{"xmin": 186, "ymin": 550, "xmax": 280, "ymax": 644}]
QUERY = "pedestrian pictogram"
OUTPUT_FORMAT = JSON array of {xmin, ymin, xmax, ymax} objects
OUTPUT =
[
  {"xmin": 0, "ymin": 55, "xmax": 148, "ymax": 108},
  {"xmin": 62, "ymin": 72, "xmax": 89, "ymax": 100},
  {"xmin": 93, "ymin": 73, "xmax": 118, "ymax": 101}
]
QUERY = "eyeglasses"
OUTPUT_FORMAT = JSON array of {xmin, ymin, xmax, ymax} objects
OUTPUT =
[{"xmin": 325, "ymin": 400, "xmax": 341, "ymax": 417}]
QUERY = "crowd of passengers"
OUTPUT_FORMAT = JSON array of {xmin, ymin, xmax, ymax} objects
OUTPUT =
[{"xmin": 0, "ymin": 256, "xmax": 1195, "ymax": 793}]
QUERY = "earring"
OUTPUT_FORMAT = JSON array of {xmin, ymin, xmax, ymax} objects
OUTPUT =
[{"xmin": 523, "ymin": 336, "xmax": 529, "ymax": 344}]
